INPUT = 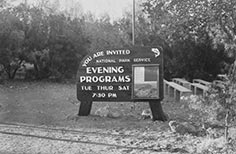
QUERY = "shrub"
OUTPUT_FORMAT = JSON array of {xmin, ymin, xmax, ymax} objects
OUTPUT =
[{"xmin": 181, "ymin": 61, "xmax": 236, "ymax": 143}]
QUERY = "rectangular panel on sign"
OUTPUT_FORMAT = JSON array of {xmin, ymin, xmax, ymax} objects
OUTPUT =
[{"xmin": 132, "ymin": 64, "xmax": 159, "ymax": 99}]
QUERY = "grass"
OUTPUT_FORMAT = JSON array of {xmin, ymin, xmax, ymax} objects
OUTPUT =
[
  {"xmin": 0, "ymin": 80, "xmax": 221, "ymax": 131},
  {"xmin": 1, "ymin": 81, "xmax": 236, "ymax": 153},
  {"xmin": 0, "ymin": 81, "xmax": 168, "ymax": 130}
]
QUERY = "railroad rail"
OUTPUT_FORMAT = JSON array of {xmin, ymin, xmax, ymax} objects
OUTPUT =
[{"xmin": 0, "ymin": 122, "xmax": 170, "ymax": 153}]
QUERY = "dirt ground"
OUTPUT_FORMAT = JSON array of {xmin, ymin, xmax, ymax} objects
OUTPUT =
[
  {"xmin": 0, "ymin": 81, "xmax": 174, "ymax": 131},
  {"xmin": 0, "ymin": 81, "xmax": 235, "ymax": 154}
]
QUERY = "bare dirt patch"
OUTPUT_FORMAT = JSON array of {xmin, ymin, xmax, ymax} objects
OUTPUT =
[
  {"xmin": 0, "ymin": 81, "xmax": 235, "ymax": 154},
  {"xmin": 0, "ymin": 81, "xmax": 169, "ymax": 131}
]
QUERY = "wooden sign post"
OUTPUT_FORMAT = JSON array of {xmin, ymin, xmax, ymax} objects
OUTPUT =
[{"xmin": 77, "ymin": 46, "xmax": 166, "ymax": 121}]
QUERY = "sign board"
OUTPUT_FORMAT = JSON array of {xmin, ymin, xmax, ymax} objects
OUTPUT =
[{"xmin": 76, "ymin": 46, "xmax": 164, "ymax": 102}]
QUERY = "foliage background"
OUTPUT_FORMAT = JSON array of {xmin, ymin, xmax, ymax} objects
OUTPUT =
[{"xmin": 0, "ymin": 0, "xmax": 235, "ymax": 81}]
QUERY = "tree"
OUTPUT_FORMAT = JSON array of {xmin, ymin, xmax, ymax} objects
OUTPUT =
[
  {"xmin": 141, "ymin": 0, "xmax": 234, "ymax": 80},
  {"xmin": 45, "ymin": 14, "xmax": 89, "ymax": 79},
  {"xmin": 83, "ymin": 13, "xmax": 127, "ymax": 53},
  {"xmin": 0, "ymin": 7, "xmax": 26, "ymax": 79},
  {"xmin": 0, "ymin": 0, "xmax": 6, "ymax": 8},
  {"xmin": 142, "ymin": 0, "xmax": 236, "ymax": 139},
  {"xmin": 12, "ymin": 4, "xmax": 52, "ymax": 79},
  {"xmin": 0, "ymin": 2, "xmax": 89, "ymax": 80}
]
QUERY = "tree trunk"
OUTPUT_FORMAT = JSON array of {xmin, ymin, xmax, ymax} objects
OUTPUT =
[
  {"xmin": 7, "ymin": 71, "xmax": 12, "ymax": 79},
  {"xmin": 149, "ymin": 100, "xmax": 168, "ymax": 121},
  {"xmin": 225, "ymin": 110, "xmax": 230, "ymax": 142},
  {"xmin": 11, "ymin": 60, "xmax": 23, "ymax": 80},
  {"xmin": 11, "ymin": 67, "xmax": 19, "ymax": 80},
  {"xmin": 34, "ymin": 63, "xmax": 40, "ymax": 80},
  {"xmin": 4, "ymin": 66, "xmax": 12, "ymax": 79}
]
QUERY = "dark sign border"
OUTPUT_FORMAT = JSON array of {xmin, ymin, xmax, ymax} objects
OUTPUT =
[{"xmin": 77, "ymin": 46, "xmax": 164, "ymax": 102}]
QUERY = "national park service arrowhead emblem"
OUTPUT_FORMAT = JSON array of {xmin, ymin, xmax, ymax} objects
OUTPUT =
[{"xmin": 151, "ymin": 48, "xmax": 160, "ymax": 57}]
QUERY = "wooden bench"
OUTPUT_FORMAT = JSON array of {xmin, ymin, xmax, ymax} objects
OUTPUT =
[
  {"xmin": 191, "ymin": 83, "xmax": 209, "ymax": 96},
  {"xmin": 213, "ymin": 80, "xmax": 225, "ymax": 85},
  {"xmin": 193, "ymin": 79, "xmax": 211, "ymax": 86},
  {"xmin": 172, "ymin": 78, "xmax": 191, "ymax": 89},
  {"xmin": 213, "ymin": 80, "xmax": 226, "ymax": 88},
  {"xmin": 164, "ymin": 80, "xmax": 192, "ymax": 101}
]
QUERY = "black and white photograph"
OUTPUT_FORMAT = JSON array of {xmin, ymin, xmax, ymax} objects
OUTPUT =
[{"xmin": 0, "ymin": 0, "xmax": 236, "ymax": 153}]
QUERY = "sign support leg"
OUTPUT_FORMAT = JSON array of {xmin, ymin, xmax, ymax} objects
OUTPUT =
[
  {"xmin": 149, "ymin": 100, "xmax": 167, "ymax": 121},
  {"xmin": 78, "ymin": 101, "xmax": 92, "ymax": 116}
]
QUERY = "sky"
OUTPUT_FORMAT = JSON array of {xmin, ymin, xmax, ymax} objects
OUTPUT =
[
  {"xmin": 13, "ymin": 0, "xmax": 133, "ymax": 20},
  {"xmin": 79, "ymin": 0, "xmax": 132, "ymax": 19}
]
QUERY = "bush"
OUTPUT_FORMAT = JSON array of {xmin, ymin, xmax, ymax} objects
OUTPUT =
[{"xmin": 181, "ymin": 93, "xmax": 236, "ymax": 125}]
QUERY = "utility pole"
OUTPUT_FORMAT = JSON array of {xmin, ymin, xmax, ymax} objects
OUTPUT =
[
  {"xmin": 24, "ymin": 0, "xmax": 27, "ymax": 6},
  {"xmin": 132, "ymin": 0, "xmax": 135, "ymax": 45}
]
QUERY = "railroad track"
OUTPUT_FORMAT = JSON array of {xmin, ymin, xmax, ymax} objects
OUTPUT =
[
  {"xmin": 0, "ymin": 121, "xmax": 158, "ymax": 139},
  {"xmin": 0, "ymin": 122, "xmax": 166, "ymax": 153}
]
